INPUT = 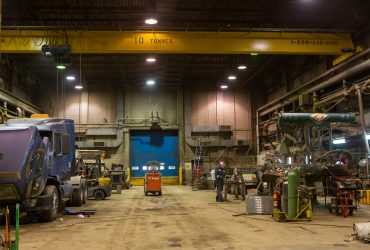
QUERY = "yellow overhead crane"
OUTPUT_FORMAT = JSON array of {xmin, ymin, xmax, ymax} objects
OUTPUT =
[{"xmin": 0, "ymin": 30, "xmax": 353, "ymax": 55}]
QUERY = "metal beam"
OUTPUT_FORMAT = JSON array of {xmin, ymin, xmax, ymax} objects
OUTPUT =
[{"xmin": 0, "ymin": 30, "xmax": 353, "ymax": 55}]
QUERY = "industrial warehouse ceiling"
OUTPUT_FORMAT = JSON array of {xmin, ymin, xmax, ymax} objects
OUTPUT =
[{"xmin": 2, "ymin": 0, "xmax": 370, "ymax": 88}]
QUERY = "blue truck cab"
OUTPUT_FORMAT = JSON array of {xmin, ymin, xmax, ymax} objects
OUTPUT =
[{"xmin": 0, "ymin": 117, "xmax": 86, "ymax": 221}]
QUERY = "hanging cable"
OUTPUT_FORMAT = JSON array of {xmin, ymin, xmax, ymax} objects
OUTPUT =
[
  {"xmin": 56, "ymin": 65, "xmax": 59, "ymax": 117},
  {"xmin": 78, "ymin": 53, "xmax": 82, "ymax": 143},
  {"xmin": 62, "ymin": 69, "xmax": 66, "ymax": 118}
]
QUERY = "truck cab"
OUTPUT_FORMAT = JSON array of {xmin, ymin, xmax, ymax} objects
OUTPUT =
[{"xmin": 0, "ymin": 117, "xmax": 86, "ymax": 221}]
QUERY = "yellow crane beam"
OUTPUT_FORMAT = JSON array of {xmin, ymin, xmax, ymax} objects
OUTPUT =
[{"xmin": 0, "ymin": 30, "xmax": 353, "ymax": 55}]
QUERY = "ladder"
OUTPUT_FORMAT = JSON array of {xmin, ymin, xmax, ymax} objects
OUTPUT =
[{"xmin": 192, "ymin": 138, "xmax": 210, "ymax": 190}]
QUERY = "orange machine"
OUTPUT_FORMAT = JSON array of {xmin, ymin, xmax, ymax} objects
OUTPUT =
[{"xmin": 144, "ymin": 162, "xmax": 162, "ymax": 196}]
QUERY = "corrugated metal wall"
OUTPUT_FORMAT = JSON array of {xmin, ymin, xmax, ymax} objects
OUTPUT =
[
  {"xmin": 59, "ymin": 87, "xmax": 117, "ymax": 124},
  {"xmin": 63, "ymin": 92, "xmax": 80, "ymax": 122},
  {"xmin": 189, "ymin": 87, "xmax": 252, "ymax": 142},
  {"xmin": 127, "ymin": 88, "xmax": 178, "ymax": 123},
  {"xmin": 54, "ymin": 86, "xmax": 253, "ymax": 171},
  {"xmin": 261, "ymin": 56, "xmax": 328, "ymax": 106},
  {"xmin": 88, "ymin": 88, "xmax": 117, "ymax": 124}
]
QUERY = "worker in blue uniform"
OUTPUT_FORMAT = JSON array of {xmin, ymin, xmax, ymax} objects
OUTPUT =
[{"xmin": 215, "ymin": 161, "xmax": 226, "ymax": 202}]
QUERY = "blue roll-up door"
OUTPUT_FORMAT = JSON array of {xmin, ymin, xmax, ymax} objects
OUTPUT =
[{"xmin": 130, "ymin": 130, "xmax": 179, "ymax": 184}]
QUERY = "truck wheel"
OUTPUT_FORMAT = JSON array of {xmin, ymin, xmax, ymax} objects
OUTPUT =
[
  {"xmin": 40, "ymin": 185, "xmax": 59, "ymax": 222},
  {"xmin": 72, "ymin": 187, "xmax": 83, "ymax": 206},
  {"xmin": 81, "ymin": 179, "xmax": 87, "ymax": 204},
  {"xmin": 94, "ymin": 189, "xmax": 106, "ymax": 200},
  {"xmin": 158, "ymin": 191, "xmax": 162, "ymax": 196}
]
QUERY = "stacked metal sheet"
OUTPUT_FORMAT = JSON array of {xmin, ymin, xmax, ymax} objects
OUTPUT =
[{"xmin": 245, "ymin": 195, "xmax": 274, "ymax": 214}]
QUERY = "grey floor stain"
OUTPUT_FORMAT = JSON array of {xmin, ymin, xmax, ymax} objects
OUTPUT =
[
  {"xmin": 333, "ymin": 244, "xmax": 348, "ymax": 247},
  {"xmin": 152, "ymin": 221, "xmax": 165, "ymax": 228},
  {"xmin": 169, "ymin": 237, "xmax": 182, "ymax": 247}
]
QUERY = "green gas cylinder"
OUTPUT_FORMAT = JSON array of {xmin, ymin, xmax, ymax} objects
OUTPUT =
[{"xmin": 287, "ymin": 168, "xmax": 300, "ymax": 219}]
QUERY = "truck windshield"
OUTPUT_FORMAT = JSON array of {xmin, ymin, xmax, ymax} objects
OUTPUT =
[{"xmin": 0, "ymin": 128, "xmax": 35, "ymax": 174}]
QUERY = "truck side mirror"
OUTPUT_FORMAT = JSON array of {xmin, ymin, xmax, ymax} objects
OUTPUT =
[{"xmin": 34, "ymin": 149, "xmax": 45, "ymax": 172}]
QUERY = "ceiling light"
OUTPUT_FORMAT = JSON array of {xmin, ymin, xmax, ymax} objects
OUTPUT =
[
  {"xmin": 66, "ymin": 75, "xmax": 76, "ymax": 81},
  {"xmin": 146, "ymin": 80, "xmax": 155, "ymax": 85},
  {"xmin": 56, "ymin": 65, "xmax": 66, "ymax": 69},
  {"xmin": 332, "ymin": 138, "xmax": 346, "ymax": 145},
  {"xmin": 228, "ymin": 75, "xmax": 237, "ymax": 80},
  {"xmin": 75, "ymin": 85, "xmax": 83, "ymax": 90},
  {"xmin": 220, "ymin": 85, "xmax": 228, "ymax": 89},
  {"xmin": 145, "ymin": 18, "xmax": 157, "ymax": 25},
  {"xmin": 146, "ymin": 57, "xmax": 156, "ymax": 62},
  {"xmin": 250, "ymin": 52, "xmax": 259, "ymax": 56},
  {"xmin": 237, "ymin": 65, "xmax": 247, "ymax": 70}
]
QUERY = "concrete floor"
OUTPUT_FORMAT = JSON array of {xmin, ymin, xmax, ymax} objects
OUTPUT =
[{"xmin": 19, "ymin": 186, "xmax": 370, "ymax": 250}]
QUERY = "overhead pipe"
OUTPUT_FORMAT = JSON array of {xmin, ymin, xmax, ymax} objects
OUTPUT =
[
  {"xmin": 355, "ymin": 85, "xmax": 370, "ymax": 154},
  {"xmin": 260, "ymin": 96, "xmax": 300, "ymax": 116},
  {"xmin": 257, "ymin": 48, "xmax": 370, "ymax": 114},
  {"xmin": 314, "ymin": 87, "xmax": 352, "ymax": 108},
  {"xmin": 314, "ymin": 78, "xmax": 370, "ymax": 110},
  {"xmin": 0, "ymin": 89, "xmax": 41, "ymax": 114},
  {"xmin": 16, "ymin": 107, "xmax": 23, "ymax": 117},
  {"xmin": 307, "ymin": 58, "xmax": 370, "ymax": 94},
  {"xmin": 256, "ymin": 49, "xmax": 370, "ymax": 154}
]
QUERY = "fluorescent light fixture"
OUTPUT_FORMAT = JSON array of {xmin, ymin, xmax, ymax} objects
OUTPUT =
[
  {"xmin": 332, "ymin": 138, "xmax": 346, "ymax": 145},
  {"xmin": 220, "ymin": 85, "xmax": 228, "ymax": 89},
  {"xmin": 74, "ymin": 85, "xmax": 83, "ymax": 90},
  {"xmin": 56, "ymin": 65, "xmax": 66, "ymax": 69},
  {"xmin": 146, "ymin": 80, "xmax": 155, "ymax": 85},
  {"xmin": 250, "ymin": 52, "xmax": 259, "ymax": 56},
  {"xmin": 146, "ymin": 57, "xmax": 156, "ymax": 62},
  {"xmin": 66, "ymin": 75, "xmax": 76, "ymax": 81},
  {"xmin": 228, "ymin": 75, "xmax": 237, "ymax": 80},
  {"xmin": 237, "ymin": 65, "xmax": 247, "ymax": 70},
  {"xmin": 145, "ymin": 18, "xmax": 157, "ymax": 25}
]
